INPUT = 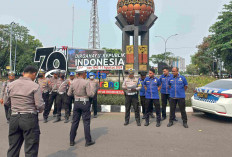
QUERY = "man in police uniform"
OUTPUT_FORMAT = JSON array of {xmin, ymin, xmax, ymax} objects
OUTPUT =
[
  {"xmin": 159, "ymin": 67, "xmax": 173, "ymax": 120},
  {"xmin": 0, "ymin": 71, "xmax": 15, "ymax": 123},
  {"xmin": 43, "ymin": 70, "xmax": 60, "ymax": 120},
  {"xmin": 6, "ymin": 66, "xmax": 44, "ymax": 157},
  {"xmin": 54, "ymin": 70, "xmax": 70, "ymax": 123},
  {"xmin": 67, "ymin": 67, "xmax": 95, "ymax": 147},
  {"xmin": 167, "ymin": 67, "xmax": 188, "ymax": 128},
  {"xmin": 89, "ymin": 72, "xmax": 100, "ymax": 118},
  {"xmin": 138, "ymin": 71, "xmax": 147, "ymax": 119},
  {"xmin": 68, "ymin": 72, "xmax": 76, "ymax": 116},
  {"xmin": 122, "ymin": 69, "xmax": 141, "ymax": 126},
  {"xmin": 144, "ymin": 68, "xmax": 162, "ymax": 127},
  {"xmin": 37, "ymin": 69, "xmax": 50, "ymax": 123}
]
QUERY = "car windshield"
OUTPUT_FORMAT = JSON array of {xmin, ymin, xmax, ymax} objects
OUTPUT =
[{"xmin": 204, "ymin": 80, "xmax": 232, "ymax": 89}]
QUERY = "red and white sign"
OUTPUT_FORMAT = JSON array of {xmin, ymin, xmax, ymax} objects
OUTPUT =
[
  {"xmin": 75, "ymin": 66, "xmax": 124, "ymax": 70},
  {"xmin": 98, "ymin": 89, "xmax": 124, "ymax": 95}
]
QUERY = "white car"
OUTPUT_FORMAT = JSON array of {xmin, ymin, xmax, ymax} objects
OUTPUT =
[{"xmin": 191, "ymin": 79, "xmax": 232, "ymax": 117}]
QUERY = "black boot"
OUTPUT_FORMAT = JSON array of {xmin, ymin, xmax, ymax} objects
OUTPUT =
[
  {"xmin": 43, "ymin": 118, "xmax": 48, "ymax": 123},
  {"xmin": 64, "ymin": 117, "xmax": 69, "ymax": 123},
  {"xmin": 137, "ymin": 121, "xmax": 141, "ymax": 126},
  {"xmin": 85, "ymin": 140, "xmax": 95, "ymax": 147},
  {"xmin": 53, "ymin": 117, "xmax": 61, "ymax": 123},
  {"xmin": 183, "ymin": 122, "xmax": 188, "ymax": 128},
  {"xmin": 167, "ymin": 121, "xmax": 173, "ymax": 127},
  {"xmin": 156, "ymin": 121, "xmax": 161, "ymax": 127},
  {"xmin": 144, "ymin": 121, "xmax": 149, "ymax": 126},
  {"xmin": 70, "ymin": 141, "xmax": 75, "ymax": 146},
  {"xmin": 124, "ymin": 121, "xmax": 129, "ymax": 126}
]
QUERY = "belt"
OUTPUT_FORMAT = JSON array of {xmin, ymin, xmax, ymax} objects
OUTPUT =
[
  {"xmin": 11, "ymin": 111, "xmax": 37, "ymax": 115},
  {"xmin": 75, "ymin": 98, "xmax": 89, "ymax": 101},
  {"xmin": 127, "ymin": 92, "xmax": 137, "ymax": 96}
]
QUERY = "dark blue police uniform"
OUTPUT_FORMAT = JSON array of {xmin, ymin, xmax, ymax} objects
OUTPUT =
[
  {"xmin": 168, "ymin": 74, "xmax": 188, "ymax": 124},
  {"xmin": 159, "ymin": 74, "xmax": 173, "ymax": 119},
  {"xmin": 144, "ymin": 76, "xmax": 161, "ymax": 126}
]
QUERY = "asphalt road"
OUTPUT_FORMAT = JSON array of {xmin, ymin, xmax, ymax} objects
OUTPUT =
[{"xmin": 0, "ymin": 107, "xmax": 232, "ymax": 157}]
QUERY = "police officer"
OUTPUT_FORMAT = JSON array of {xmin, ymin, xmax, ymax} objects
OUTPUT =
[
  {"xmin": 167, "ymin": 67, "xmax": 188, "ymax": 128},
  {"xmin": 159, "ymin": 67, "xmax": 173, "ymax": 121},
  {"xmin": 54, "ymin": 70, "xmax": 70, "ymax": 123},
  {"xmin": 37, "ymin": 69, "xmax": 50, "ymax": 123},
  {"xmin": 138, "ymin": 71, "xmax": 147, "ymax": 119},
  {"xmin": 144, "ymin": 68, "xmax": 161, "ymax": 127},
  {"xmin": 67, "ymin": 67, "xmax": 95, "ymax": 147},
  {"xmin": 89, "ymin": 72, "xmax": 100, "ymax": 118},
  {"xmin": 68, "ymin": 72, "xmax": 76, "ymax": 116},
  {"xmin": 122, "ymin": 69, "xmax": 141, "ymax": 126},
  {"xmin": 44, "ymin": 70, "xmax": 60, "ymax": 120},
  {"xmin": 0, "ymin": 71, "xmax": 15, "ymax": 123},
  {"xmin": 6, "ymin": 66, "xmax": 44, "ymax": 157}
]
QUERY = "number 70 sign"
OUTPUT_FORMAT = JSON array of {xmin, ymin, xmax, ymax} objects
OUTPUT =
[{"xmin": 34, "ymin": 46, "xmax": 68, "ymax": 73}]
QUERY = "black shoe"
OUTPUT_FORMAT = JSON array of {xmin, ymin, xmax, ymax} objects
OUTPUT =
[
  {"xmin": 183, "ymin": 122, "xmax": 189, "ymax": 128},
  {"xmin": 150, "ymin": 114, "xmax": 155, "ymax": 119},
  {"xmin": 85, "ymin": 141, "xmax": 95, "ymax": 147},
  {"xmin": 161, "ymin": 117, "xmax": 166, "ymax": 121},
  {"xmin": 142, "ymin": 114, "xmax": 145, "ymax": 119},
  {"xmin": 43, "ymin": 119, "xmax": 48, "ymax": 123},
  {"xmin": 94, "ymin": 115, "xmax": 97, "ymax": 118},
  {"xmin": 53, "ymin": 118, "xmax": 61, "ymax": 123},
  {"xmin": 137, "ymin": 122, "xmax": 141, "ymax": 126},
  {"xmin": 64, "ymin": 118, "xmax": 69, "ymax": 123},
  {"xmin": 167, "ymin": 122, "xmax": 173, "ymax": 127},
  {"xmin": 144, "ymin": 122, "xmax": 149, "ymax": 126},
  {"xmin": 156, "ymin": 121, "xmax": 161, "ymax": 127},
  {"xmin": 124, "ymin": 121, "xmax": 129, "ymax": 126},
  {"xmin": 70, "ymin": 141, "xmax": 75, "ymax": 146}
]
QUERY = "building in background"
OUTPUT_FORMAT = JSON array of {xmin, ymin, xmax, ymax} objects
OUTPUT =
[{"xmin": 172, "ymin": 56, "xmax": 186, "ymax": 72}]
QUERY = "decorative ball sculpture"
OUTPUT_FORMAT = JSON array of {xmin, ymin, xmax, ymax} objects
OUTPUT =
[{"xmin": 117, "ymin": 0, "xmax": 155, "ymax": 25}]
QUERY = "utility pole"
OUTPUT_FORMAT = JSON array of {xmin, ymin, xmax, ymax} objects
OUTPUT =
[
  {"xmin": 72, "ymin": 4, "xmax": 74, "ymax": 47},
  {"xmin": 9, "ymin": 22, "xmax": 15, "ymax": 71}
]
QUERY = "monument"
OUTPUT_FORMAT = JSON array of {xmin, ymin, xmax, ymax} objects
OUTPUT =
[{"xmin": 115, "ymin": 0, "xmax": 158, "ymax": 74}]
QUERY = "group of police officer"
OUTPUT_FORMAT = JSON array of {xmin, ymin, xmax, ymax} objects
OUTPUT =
[
  {"xmin": 0, "ymin": 65, "xmax": 188, "ymax": 157},
  {"xmin": 123, "ymin": 67, "xmax": 189, "ymax": 128},
  {"xmin": 0, "ymin": 66, "xmax": 98, "ymax": 156}
]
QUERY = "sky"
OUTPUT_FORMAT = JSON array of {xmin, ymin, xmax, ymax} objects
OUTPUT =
[{"xmin": 0, "ymin": 0, "xmax": 231, "ymax": 65}]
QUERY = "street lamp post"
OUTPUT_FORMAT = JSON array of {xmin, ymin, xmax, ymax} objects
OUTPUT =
[
  {"xmin": 155, "ymin": 34, "xmax": 178, "ymax": 63},
  {"xmin": 9, "ymin": 22, "xmax": 15, "ymax": 72}
]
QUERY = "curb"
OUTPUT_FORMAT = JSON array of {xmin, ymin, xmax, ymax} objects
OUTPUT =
[{"xmin": 96, "ymin": 105, "xmax": 193, "ymax": 113}]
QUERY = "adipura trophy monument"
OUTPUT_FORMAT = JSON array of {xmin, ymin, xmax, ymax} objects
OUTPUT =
[{"xmin": 115, "ymin": 0, "xmax": 158, "ymax": 74}]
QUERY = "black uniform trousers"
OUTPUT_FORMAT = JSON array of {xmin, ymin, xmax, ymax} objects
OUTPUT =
[
  {"xmin": 42, "ymin": 92, "xmax": 49, "ymax": 119},
  {"xmin": 7, "ymin": 113, "xmax": 40, "ymax": 157},
  {"xmin": 68, "ymin": 95, "xmax": 74, "ymax": 115},
  {"xmin": 140, "ymin": 96, "xmax": 146, "ymax": 115},
  {"xmin": 70, "ymin": 101, "xmax": 92, "ymax": 143},
  {"xmin": 125, "ymin": 94, "xmax": 140, "ymax": 123},
  {"xmin": 56, "ymin": 93, "xmax": 69, "ymax": 119},
  {"xmin": 145, "ymin": 99, "xmax": 161, "ymax": 122},
  {"xmin": 4, "ymin": 104, "xmax": 11, "ymax": 121},
  {"xmin": 89, "ymin": 94, "xmax": 98, "ymax": 116},
  {"xmin": 161, "ymin": 93, "xmax": 170, "ymax": 118},
  {"xmin": 44, "ymin": 92, "xmax": 57, "ymax": 119},
  {"xmin": 169, "ymin": 98, "xmax": 188, "ymax": 123}
]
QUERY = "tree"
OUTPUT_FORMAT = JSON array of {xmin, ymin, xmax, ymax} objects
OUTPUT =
[
  {"xmin": 191, "ymin": 36, "xmax": 215, "ymax": 75},
  {"xmin": 0, "ymin": 23, "xmax": 42, "ymax": 76},
  {"xmin": 209, "ymin": 1, "xmax": 232, "ymax": 74},
  {"xmin": 149, "ymin": 52, "xmax": 176, "ymax": 66},
  {"xmin": 186, "ymin": 64, "xmax": 198, "ymax": 75}
]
